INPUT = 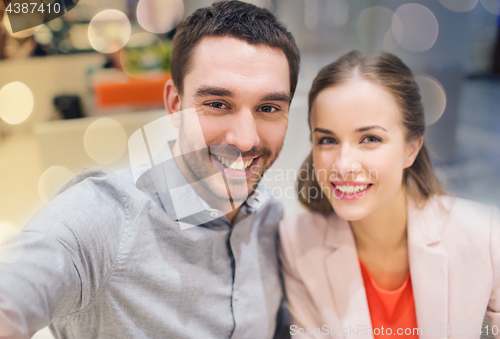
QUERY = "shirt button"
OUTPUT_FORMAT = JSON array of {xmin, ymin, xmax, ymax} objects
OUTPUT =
[
  {"xmin": 234, "ymin": 291, "xmax": 239, "ymax": 301},
  {"xmin": 210, "ymin": 211, "xmax": 219, "ymax": 218}
]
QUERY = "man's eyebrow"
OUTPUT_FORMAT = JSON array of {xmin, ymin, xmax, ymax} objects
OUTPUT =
[
  {"xmin": 354, "ymin": 125, "xmax": 387, "ymax": 133},
  {"xmin": 193, "ymin": 86, "xmax": 234, "ymax": 98},
  {"xmin": 261, "ymin": 92, "xmax": 292, "ymax": 103}
]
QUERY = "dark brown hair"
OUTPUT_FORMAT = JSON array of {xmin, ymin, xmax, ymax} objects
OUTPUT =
[
  {"xmin": 298, "ymin": 50, "xmax": 446, "ymax": 214},
  {"xmin": 171, "ymin": 1, "xmax": 300, "ymax": 98}
]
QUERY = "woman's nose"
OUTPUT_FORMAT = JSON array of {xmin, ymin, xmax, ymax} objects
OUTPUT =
[{"xmin": 331, "ymin": 144, "xmax": 362, "ymax": 178}]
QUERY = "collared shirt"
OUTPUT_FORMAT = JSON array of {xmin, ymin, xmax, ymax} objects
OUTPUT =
[{"xmin": 0, "ymin": 156, "xmax": 285, "ymax": 338}]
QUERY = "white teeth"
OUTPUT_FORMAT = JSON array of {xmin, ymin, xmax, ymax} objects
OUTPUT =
[
  {"xmin": 229, "ymin": 160, "xmax": 238, "ymax": 170},
  {"xmin": 335, "ymin": 184, "xmax": 369, "ymax": 194},
  {"xmin": 214, "ymin": 155, "xmax": 253, "ymax": 170}
]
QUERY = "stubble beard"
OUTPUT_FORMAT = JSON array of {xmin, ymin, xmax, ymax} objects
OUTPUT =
[{"xmin": 176, "ymin": 113, "xmax": 283, "ymax": 206}]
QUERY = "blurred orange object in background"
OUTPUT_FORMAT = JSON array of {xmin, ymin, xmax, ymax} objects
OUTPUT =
[{"xmin": 93, "ymin": 72, "xmax": 170, "ymax": 111}]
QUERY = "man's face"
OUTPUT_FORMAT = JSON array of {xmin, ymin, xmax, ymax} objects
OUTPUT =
[{"xmin": 170, "ymin": 36, "xmax": 291, "ymax": 206}]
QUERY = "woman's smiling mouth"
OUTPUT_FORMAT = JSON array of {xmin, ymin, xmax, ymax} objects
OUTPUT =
[{"xmin": 331, "ymin": 181, "xmax": 373, "ymax": 200}]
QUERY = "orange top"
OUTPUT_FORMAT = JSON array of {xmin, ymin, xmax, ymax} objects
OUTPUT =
[{"xmin": 359, "ymin": 259, "xmax": 419, "ymax": 338}]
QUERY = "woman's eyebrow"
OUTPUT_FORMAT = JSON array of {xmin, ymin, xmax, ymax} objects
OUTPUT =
[
  {"xmin": 355, "ymin": 125, "xmax": 387, "ymax": 133},
  {"xmin": 314, "ymin": 126, "xmax": 387, "ymax": 135},
  {"xmin": 314, "ymin": 128, "xmax": 334, "ymax": 134}
]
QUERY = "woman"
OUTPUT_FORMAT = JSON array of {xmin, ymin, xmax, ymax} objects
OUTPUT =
[{"xmin": 279, "ymin": 51, "xmax": 500, "ymax": 339}]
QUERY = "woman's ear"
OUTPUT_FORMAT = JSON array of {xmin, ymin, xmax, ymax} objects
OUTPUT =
[
  {"xmin": 164, "ymin": 79, "xmax": 181, "ymax": 128},
  {"xmin": 403, "ymin": 136, "xmax": 423, "ymax": 169}
]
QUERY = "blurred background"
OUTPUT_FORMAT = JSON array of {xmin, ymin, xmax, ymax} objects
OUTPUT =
[{"xmin": 0, "ymin": 0, "xmax": 499, "ymax": 336}]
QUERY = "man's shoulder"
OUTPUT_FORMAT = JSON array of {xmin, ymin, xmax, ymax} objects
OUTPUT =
[
  {"xmin": 25, "ymin": 167, "xmax": 151, "ymax": 239},
  {"xmin": 54, "ymin": 167, "xmax": 150, "ymax": 207},
  {"xmin": 57, "ymin": 166, "xmax": 134, "ymax": 194}
]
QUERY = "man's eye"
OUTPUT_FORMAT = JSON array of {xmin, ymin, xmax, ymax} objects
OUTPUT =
[
  {"xmin": 207, "ymin": 102, "xmax": 227, "ymax": 109},
  {"xmin": 259, "ymin": 105, "xmax": 278, "ymax": 113},
  {"xmin": 362, "ymin": 135, "xmax": 382, "ymax": 143}
]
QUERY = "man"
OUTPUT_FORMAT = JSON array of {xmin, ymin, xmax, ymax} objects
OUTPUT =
[{"xmin": 0, "ymin": 1, "xmax": 300, "ymax": 338}]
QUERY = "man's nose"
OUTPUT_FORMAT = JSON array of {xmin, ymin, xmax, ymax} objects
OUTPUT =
[{"xmin": 226, "ymin": 109, "xmax": 260, "ymax": 152}]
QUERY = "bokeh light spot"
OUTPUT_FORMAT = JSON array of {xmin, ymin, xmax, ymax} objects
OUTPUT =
[
  {"xmin": 382, "ymin": 28, "xmax": 399, "ymax": 51},
  {"xmin": 34, "ymin": 24, "xmax": 53, "ymax": 45},
  {"xmin": 88, "ymin": 9, "xmax": 131, "ymax": 54},
  {"xmin": 0, "ymin": 82, "xmax": 34, "ymax": 125},
  {"xmin": 47, "ymin": 18, "xmax": 64, "ymax": 32},
  {"xmin": 327, "ymin": 0, "xmax": 349, "ymax": 27},
  {"xmin": 392, "ymin": 4, "xmax": 439, "ymax": 52},
  {"xmin": 0, "ymin": 220, "xmax": 19, "ymax": 244},
  {"xmin": 70, "ymin": 24, "xmax": 92, "ymax": 50},
  {"xmin": 480, "ymin": 0, "xmax": 500, "ymax": 15},
  {"xmin": 439, "ymin": 0, "xmax": 478, "ymax": 12},
  {"xmin": 416, "ymin": 75, "xmax": 447, "ymax": 126},
  {"xmin": 38, "ymin": 166, "xmax": 74, "ymax": 203},
  {"xmin": 356, "ymin": 6, "xmax": 395, "ymax": 52},
  {"xmin": 137, "ymin": 0, "xmax": 184, "ymax": 34},
  {"xmin": 84, "ymin": 118, "xmax": 127, "ymax": 164}
]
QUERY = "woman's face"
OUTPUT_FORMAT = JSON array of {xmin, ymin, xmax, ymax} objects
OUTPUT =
[{"xmin": 310, "ymin": 79, "xmax": 422, "ymax": 221}]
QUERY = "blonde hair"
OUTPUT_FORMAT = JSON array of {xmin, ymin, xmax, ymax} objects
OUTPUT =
[{"xmin": 298, "ymin": 51, "xmax": 446, "ymax": 214}]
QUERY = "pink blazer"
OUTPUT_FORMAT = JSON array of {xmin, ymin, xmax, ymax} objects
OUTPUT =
[{"xmin": 279, "ymin": 195, "xmax": 500, "ymax": 339}]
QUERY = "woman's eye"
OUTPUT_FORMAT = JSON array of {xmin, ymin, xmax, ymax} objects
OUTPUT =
[
  {"xmin": 259, "ymin": 105, "xmax": 278, "ymax": 113},
  {"xmin": 362, "ymin": 135, "xmax": 382, "ymax": 143},
  {"xmin": 319, "ymin": 137, "xmax": 336, "ymax": 145}
]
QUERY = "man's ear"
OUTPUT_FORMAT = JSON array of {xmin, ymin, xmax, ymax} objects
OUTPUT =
[
  {"xmin": 164, "ymin": 79, "xmax": 181, "ymax": 128},
  {"xmin": 403, "ymin": 136, "xmax": 423, "ymax": 169}
]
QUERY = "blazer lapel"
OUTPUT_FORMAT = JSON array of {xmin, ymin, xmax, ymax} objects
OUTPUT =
[
  {"xmin": 407, "ymin": 197, "xmax": 448, "ymax": 339},
  {"xmin": 324, "ymin": 214, "xmax": 373, "ymax": 339}
]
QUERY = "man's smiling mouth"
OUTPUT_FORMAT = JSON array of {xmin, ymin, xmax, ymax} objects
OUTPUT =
[{"xmin": 212, "ymin": 154, "xmax": 257, "ymax": 171}]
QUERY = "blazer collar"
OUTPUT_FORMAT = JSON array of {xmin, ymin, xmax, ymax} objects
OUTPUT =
[
  {"xmin": 325, "ymin": 195, "xmax": 450, "ymax": 249},
  {"xmin": 324, "ymin": 212, "xmax": 349, "ymax": 250},
  {"xmin": 407, "ymin": 195, "xmax": 449, "ymax": 245},
  {"xmin": 324, "ymin": 213, "xmax": 373, "ymax": 339},
  {"xmin": 323, "ymin": 195, "xmax": 449, "ymax": 339},
  {"xmin": 407, "ymin": 196, "xmax": 449, "ymax": 339}
]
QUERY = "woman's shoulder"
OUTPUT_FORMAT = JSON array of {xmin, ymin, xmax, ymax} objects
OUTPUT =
[
  {"xmin": 418, "ymin": 194, "xmax": 499, "ymax": 238},
  {"xmin": 429, "ymin": 195, "xmax": 498, "ymax": 223}
]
